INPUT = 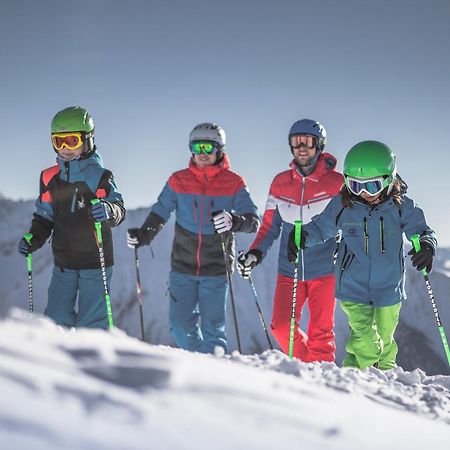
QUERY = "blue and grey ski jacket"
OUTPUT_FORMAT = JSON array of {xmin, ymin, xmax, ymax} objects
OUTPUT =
[{"xmin": 303, "ymin": 193, "xmax": 437, "ymax": 307}]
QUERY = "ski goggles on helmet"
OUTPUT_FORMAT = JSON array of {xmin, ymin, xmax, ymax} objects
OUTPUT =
[
  {"xmin": 289, "ymin": 134, "xmax": 317, "ymax": 150},
  {"xmin": 190, "ymin": 141, "xmax": 219, "ymax": 155},
  {"xmin": 345, "ymin": 176, "xmax": 392, "ymax": 196},
  {"xmin": 51, "ymin": 132, "xmax": 84, "ymax": 151}
]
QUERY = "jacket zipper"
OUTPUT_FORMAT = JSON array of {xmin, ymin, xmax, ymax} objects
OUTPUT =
[
  {"xmin": 299, "ymin": 177, "xmax": 306, "ymax": 281},
  {"xmin": 195, "ymin": 175, "xmax": 207, "ymax": 276},
  {"xmin": 363, "ymin": 217, "xmax": 369, "ymax": 254},
  {"xmin": 380, "ymin": 216, "xmax": 385, "ymax": 253},
  {"xmin": 70, "ymin": 187, "xmax": 79, "ymax": 213}
]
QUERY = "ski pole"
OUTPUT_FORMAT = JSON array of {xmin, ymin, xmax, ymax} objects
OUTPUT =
[
  {"xmin": 134, "ymin": 247, "xmax": 146, "ymax": 341},
  {"xmin": 289, "ymin": 220, "xmax": 303, "ymax": 358},
  {"xmin": 248, "ymin": 275, "xmax": 273, "ymax": 350},
  {"xmin": 221, "ymin": 233, "xmax": 242, "ymax": 353},
  {"xmin": 411, "ymin": 234, "xmax": 450, "ymax": 366},
  {"xmin": 24, "ymin": 233, "xmax": 34, "ymax": 314},
  {"xmin": 91, "ymin": 199, "xmax": 114, "ymax": 329}
]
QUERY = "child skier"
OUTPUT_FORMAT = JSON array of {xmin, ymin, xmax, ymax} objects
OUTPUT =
[
  {"xmin": 287, "ymin": 140, "xmax": 436, "ymax": 370},
  {"xmin": 18, "ymin": 106, "xmax": 125, "ymax": 329}
]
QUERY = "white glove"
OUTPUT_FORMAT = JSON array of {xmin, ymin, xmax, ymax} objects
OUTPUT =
[
  {"xmin": 212, "ymin": 211, "xmax": 234, "ymax": 234},
  {"xmin": 237, "ymin": 251, "xmax": 259, "ymax": 279}
]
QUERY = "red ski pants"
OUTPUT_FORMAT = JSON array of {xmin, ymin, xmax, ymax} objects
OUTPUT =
[{"xmin": 270, "ymin": 274, "xmax": 336, "ymax": 362}]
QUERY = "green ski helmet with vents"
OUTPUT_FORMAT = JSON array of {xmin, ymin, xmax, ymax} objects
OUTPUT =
[
  {"xmin": 344, "ymin": 140, "xmax": 397, "ymax": 194},
  {"xmin": 51, "ymin": 106, "xmax": 95, "ymax": 154}
]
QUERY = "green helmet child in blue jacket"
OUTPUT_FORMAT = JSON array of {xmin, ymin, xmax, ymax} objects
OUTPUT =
[{"xmin": 287, "ymin": 140, "xmax": 437, "ymax": 370}]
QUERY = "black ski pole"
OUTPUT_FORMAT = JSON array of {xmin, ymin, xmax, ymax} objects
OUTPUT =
[
  {"xmin": 248, "ymin": 275, "xmax": 273, "ymax": 350},
  {"xmin": 24, "ymin": 233, "xmax": 33, "ymax": 314},
  {"xmin": 134, "ymin": 247, "xmax": 146, "ymax": 341},
  {"xmin": 220, "ymin": 233, "xmax": 242, "ymax": 353},
  {"xmin": 411, "ymin": 234, "xmax": 450, "ymax": 366},
  {"xmin": 91, "ymin": 199, "xmax": 114, "ymax": 329}
]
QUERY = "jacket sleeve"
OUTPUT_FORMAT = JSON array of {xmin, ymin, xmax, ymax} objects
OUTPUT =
[
  {"xmin": 400, "ymin": 196, "xmax": 437, "ymax": 252},
  {"xmin": 150, "ymin": 181, "xmax": 178, "ymax": 222},
  {"xmin": 303, "ymin": 196, "xmax": 342, "ymax": 247},
  {"xmin": 231, "ymin": 185, "xmax": 260, "ymax": 233},
  {"xmin": 29, "ymin": 171, "xmax": 55, "ymax": 249},
  {"xmin": 98, "ymin": 170, "xmax": 126, "ymax": 227},
  {"xmin": 249, "ymin": 180, "xmax": 283, "ymax": 259}
]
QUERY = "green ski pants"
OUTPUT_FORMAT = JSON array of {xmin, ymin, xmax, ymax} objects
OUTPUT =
[{"xmin": 340, "ymin": 301, "xmax": 401, "ymax": 370}]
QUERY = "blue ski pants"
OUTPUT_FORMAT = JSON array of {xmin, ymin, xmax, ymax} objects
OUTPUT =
[
  {"xmin": 168, "ymin": 271, "xmax": 228, "ymax": 354},
  {"xmin": 45, "ymin": 266, "xmax": 113, "ymax": 329}
]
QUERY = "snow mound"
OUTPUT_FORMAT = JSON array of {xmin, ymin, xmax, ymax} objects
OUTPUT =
[{"xmin": 1, "ymin": 308, "xmax": 450, "ymax": 450}]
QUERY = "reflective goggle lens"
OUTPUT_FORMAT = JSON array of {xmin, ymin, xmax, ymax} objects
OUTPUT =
[
  {"xmin": 346, "ymin": 177, "xmax": 385, "ymax": 196},
  {"xmin": 52, "ymin": 133, "xmax": 83, "ymax": 151},
  {"xmin": 289, "ymin": 134, "xmax": 317, "ymax": 150},
  {"xmin": 190, "ymin": 141, "xmax": 217, "ymax": 155}
]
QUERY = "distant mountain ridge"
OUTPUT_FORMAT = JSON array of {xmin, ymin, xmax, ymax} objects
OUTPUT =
[{"xmin": 1, "ymin": 195, "xmax": 449, "ymax": 374}]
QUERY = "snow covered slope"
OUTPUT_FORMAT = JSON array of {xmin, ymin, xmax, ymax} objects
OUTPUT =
[
  {"xmin": 1, "ymin": 309, "xmax": 449, "ymax": 450},
  {"xmin": 1, "ymin": 195, "xmax": 450, "ymax": 374}
]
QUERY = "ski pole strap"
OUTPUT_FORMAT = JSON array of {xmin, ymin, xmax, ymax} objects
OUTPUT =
[
  {"xmin": 24, "ymin": 233, "xmax": 33, "ymax": 271},
  {"xmin": 294, "ymin": 220, "xmax": 303, "ymax": 264},
  {"xmin": 91, "ymin": 199, "xmax": 104, "ymax": 245},
  {"xmin": 411, "ymin": 234, "xmax": 427, "ymax": 277}
]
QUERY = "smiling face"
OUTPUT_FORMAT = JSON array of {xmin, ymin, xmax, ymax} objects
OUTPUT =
[
  {"xmin": 193, "ymin": 151, "xmax": 217, "ymax": 168},
  {"xmin": 359, "ymin": 190, "xmax": 383, "ymax": 203}
]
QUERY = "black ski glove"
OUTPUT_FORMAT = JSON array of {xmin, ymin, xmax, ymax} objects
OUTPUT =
[
  {"xmin": 127, "ymin": 227, "xmax": 158, "ymax": 248},
  {"xmin": 408, "ymin": 241, "xmax": 434, "ymax": 273},
  {"xmin": 287, "ymin": 227, "xmax": 308, "ymax": 262},
  {"xmin": 236, "ymin": 249, "xmax": 262, "ymax": 279},
  {"xmin": 18, "ymin": 234, "xmax": 45, "ymax": 256}
]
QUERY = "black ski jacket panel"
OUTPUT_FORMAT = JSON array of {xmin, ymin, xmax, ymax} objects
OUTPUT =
[{"xmin": 30, "ymin": 152, "xmax": 125, "ymax": 270}]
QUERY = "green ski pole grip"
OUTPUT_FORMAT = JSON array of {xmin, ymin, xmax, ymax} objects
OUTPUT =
[
  {"xmin": 24, "ymin": 233, "xmax": 33, "ymax": 271},
  {"xmin": 91, "ymin": 199, "xmax": 103, "ymax": 244},
  {"xmin": 411, "ymin": 234, "xmax": 427, "ymax": 276},
  {"xmin": 294, "ymin": 220, "xmax": 303, "ymax": 263}
]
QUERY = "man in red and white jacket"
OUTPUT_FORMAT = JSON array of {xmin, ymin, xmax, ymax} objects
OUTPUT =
[{"xmin": 237, "ymin": 119, "xmax": 343, "ymax": 362}]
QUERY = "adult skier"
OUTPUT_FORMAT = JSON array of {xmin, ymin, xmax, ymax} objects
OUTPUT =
[
  {"xmin": 287, "ymin": 140, "xmax": 437, "ymax": 369},
  {"xmin": 237, "ymin": 119, "xmax": 343, "ymax": 361},
  {"xmin": 127, "ymin": 123, "xmax": 259, "ymax": 353},
  {"xmin": 18, "ymin": 106, "xmax": 125, "ymax": 328}
]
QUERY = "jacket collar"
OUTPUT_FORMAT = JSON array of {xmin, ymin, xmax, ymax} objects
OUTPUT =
[
  {"xmin": 290, "ymin": 152, "xmax": 337, "ymax": 182},
  {"xmin": 188, "ymin": 152, "xmax": 231, "ymax": 181},
  {"xmin": 56, "ymin": 151, "xmax": 103, "ymax": 174}
]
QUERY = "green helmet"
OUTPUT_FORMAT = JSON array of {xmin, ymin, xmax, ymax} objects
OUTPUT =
[
  {"xmin": 51, "ymin": 106, "xmax": 95, "ymax": 155},
  {"xmin": 344, "ymin": 140, "xmax": 397, "ymax": 194}
]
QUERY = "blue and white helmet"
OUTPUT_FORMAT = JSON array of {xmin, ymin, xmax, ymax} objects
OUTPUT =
[
  {"xmin": 189, "ymin": 123, "xmax": 226, "ymax": 149},
  {"xmin": 288, "ymin": 119, "xmax": 327, "ymax": 158}
]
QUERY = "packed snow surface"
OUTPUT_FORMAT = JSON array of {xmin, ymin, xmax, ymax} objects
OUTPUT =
[{"xmin": 1, "ymin": 309, "xmax": 449, "ymax": 450}]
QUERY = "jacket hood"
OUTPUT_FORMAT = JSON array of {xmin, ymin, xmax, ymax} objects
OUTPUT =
[
  {"xmin": 188, "ymin": 152, "xmax": 231, "ymax": 180},
  {"xmin": 290, "ymin": 152, "xmax": 338, "ymax": 181}
]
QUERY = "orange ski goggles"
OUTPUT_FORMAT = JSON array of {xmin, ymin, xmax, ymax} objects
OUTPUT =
[{"xmin": 51, "ymin": 132, "xmax": 84, "ymax": 151}]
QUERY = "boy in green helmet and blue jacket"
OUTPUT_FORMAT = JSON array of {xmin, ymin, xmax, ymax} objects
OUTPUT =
[
  {"xmin": 18, "ymin": 106, "xmax": 125, "ymax": 329},
  {"xmin": 287, "ymin": 140, "xmax": 437, "ymax": 369}
]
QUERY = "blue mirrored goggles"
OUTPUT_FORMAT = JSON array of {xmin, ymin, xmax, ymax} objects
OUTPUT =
[{"xmin": 346, "ymin": 176, "xmax": 390, "ymax": 196}]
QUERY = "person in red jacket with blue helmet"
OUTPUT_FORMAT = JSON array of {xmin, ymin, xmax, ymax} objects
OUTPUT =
[
  {"xmin": 237, "ymin": 119, "xmax": 343, "ymax": 362},
  {"xmin": 127, "ymin": 123, "xmax": 259, "ymax": 354}
]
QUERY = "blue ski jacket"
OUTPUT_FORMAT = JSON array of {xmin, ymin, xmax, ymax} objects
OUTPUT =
[{"xmin": 303, "ymin": 193, "xmax": 437, "ymax": 307}]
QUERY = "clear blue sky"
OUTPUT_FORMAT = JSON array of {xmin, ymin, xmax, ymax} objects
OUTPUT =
[{"xmin": 1, "ymin": 0, "xmax": 450, "ymax": 244}]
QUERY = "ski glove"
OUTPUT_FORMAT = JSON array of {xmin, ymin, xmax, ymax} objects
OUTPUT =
[
  {"xmin": 287, "ymin": 227, "xmax": 308, "ymax": 262},
  {"xmin": 237, "ymin": 250, "xmax": 262, "ymax": 279},
  {"xmin": 127, "ymin": 227, "xmax": 158, "ymax": 248},
  {"xmin": 212, "ymin": 210, "xmax": 235, "ymax": 234},
  {"xmin": 408, "ymin": 241, "xmax": 434, "ymax": 273},
  {"xmin": 18, "ymin": 236, "xmax": 40, "ymax": 256},
  {"xmin": 90, "ymin": 200, "xmax": 112, "ymax": 222}
]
